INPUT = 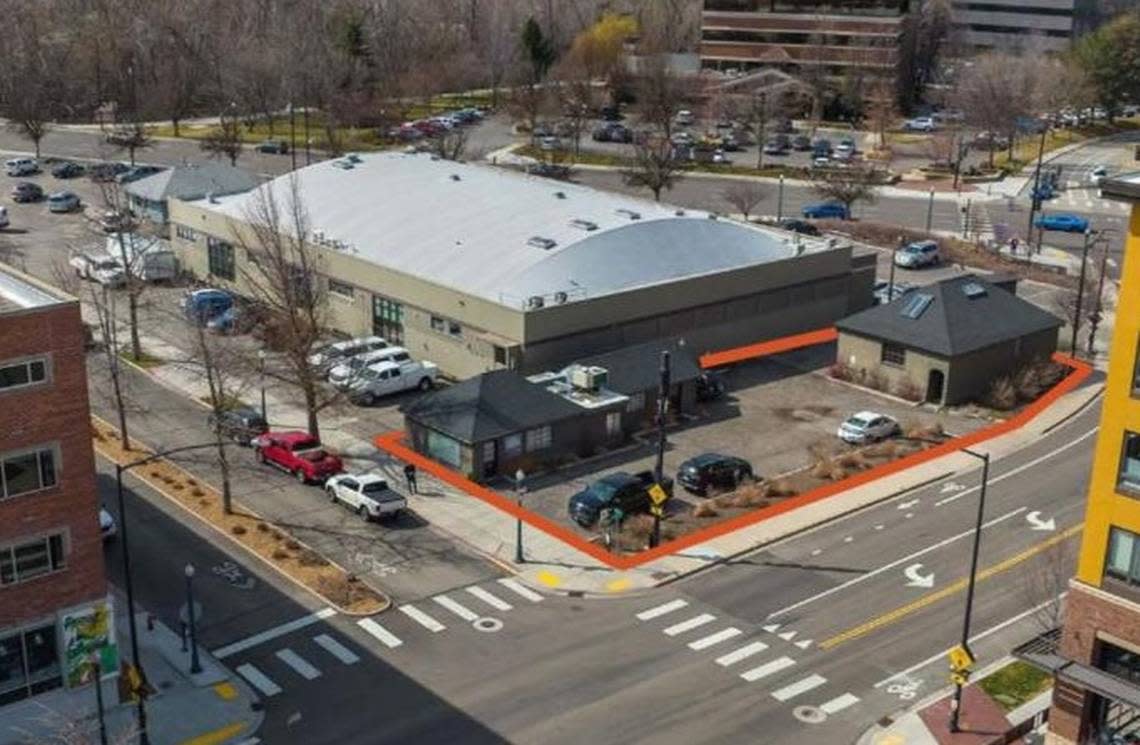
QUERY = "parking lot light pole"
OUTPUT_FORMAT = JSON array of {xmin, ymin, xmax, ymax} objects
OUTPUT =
[
  {"xmin": 926, "ymin": 189, "xmax": 935, "ymax": 233},
  {"xmin": 949, "ymin": 447, "xmax": 990, "ymax": 734},
  {"xmin": 257, "ymin": 349, "xmax": 267, "ymax": 422},
  {"xmin": 185, "ymin": 564, "xmax": 202, "ymax": 674},
  {"xmin": 777, "ymin": 174, "xmax": 785, "ymax": 221},
  {"xmin": 91, "ymin": 653, "xmax": 108, "ymax": 745},
  {"xmin": 515, "ymin": 469, "xmax": 526, "ymax": 563},
  {"xmin": 652, "ymin": 351, "xmax": 672, "ymax": 549},
  {"xmin": 1072, "ymin": 229, "xmax": 1094, "ymax": 355}
]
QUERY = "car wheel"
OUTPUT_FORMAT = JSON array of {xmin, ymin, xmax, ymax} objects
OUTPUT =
[
  {"xmin": 294, "ymin": 469, "xmax": 306, "ymax": 484},
  {"xmin": 418, "ymin": 377, "xmax": 433, "ymax": 391},
  {"xmin": 256, "ymin": 449, "xmax": 266, "ymax": 464},
  {"xmin": 357, "ymin": 504, "xmax": 369, "ymax": 521},
  {"xmin": 328, "ymin": 487, "xmax": 338, "ymax": 504},
  {"xmin": 734, "ymin": 468, "xmax": 746, "ymax": 486},
  {"xmin": 360, "ymin": 392, "xmax": 376, "ymax": 406}
]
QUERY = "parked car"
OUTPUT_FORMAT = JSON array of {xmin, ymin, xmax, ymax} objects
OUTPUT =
[
  {"xmin": 251, "ymin": 431, "xmax": 344, "ymax": 484},
  {"xmin": 69, "ymin": 252, "xmax": 126, "ymax": 287},
  {"xmin": 308, "ymin": 336, "xmax": 389, "ymax": 375},
  {"xmin": 207, "ymin": 406, "xmax": 269, "ymax": 445},
  {"xmin": 256, "ymin": 139, "xmax": 289, "ymax": 154},
  {"xmin": 837, "ymin": 411, "xmax": 900, "ymax": 444},
  {"xmin": 677, "ymin": 453, "xmax": 754, "ymax": 496},
  {"xmin": 811, "ymin": 138, "xmax": 833, "ymax": 156},
  {"xmin": 791, "ymin": 134, "xmax": 812, "ymax": 151},
  {"xmin": 903, "ymin": 116, "xmax": 936, "ymax": 132},
  {"xmin": 1034, "ymin": 213, "xmax": 1089, "ymax": 233},
  {"xmin": 776, "ymin": 218, "xmax": 821, "ymax": 236},
  {"xmin": 88, "ymin": 162, "xmax": 130, "ymax": 182},
  {"xmin": 763, "ymin": 138, "xmax": 788, "ymax": 155},
  {"xmin": 328, "ymin": 346, "xmax": 412, "ymax": 388},
  {"xmin": 696, "ymin": 370, "xmax": 726, "ymax": 402},
  {"xmin": 802, "ymin": 201, "xmax": 849, "ymax": 220},
  {"xmin": 99, "ymin": 209, "xmax": 131, "ymax": 232},
  {"xmin": 182, "ymin": 288, "xmax": 234, "ymax": 325},
  {"xmin": 99, "ymin": 509, "xmax": 117, "ymax": 541},
  {"xmin": 0, "ymin": 206, "xmax": 9, "ymax": 229},
  {"xmin": 5, "ymin": 158, "xmax": 39, "ymax": 176},
  {"xmin": 567, "ymin": 471, "xmax": 674, "ymax": 528},
  {"xmin": 675, "ymin": 110, "xmax": 695, "ymax": 126},
  {"xmin": 346, "ymin": 359, "xmax": 439, "ymax": 404},
  {"xmin": 47, "ymin": 191, "xmax": 81, "ymax": 213},
  {"xmin": 599, "ymin": 104, "xmax": 623, "ymax": 121},
  {"xmin": 51, "ymin": 161, "xmax": 85, "ymax": 179},
  {"xmin": 538, "ymin": 135, "xmax": 560, "ymax": 151},
  {"xmin": 811, "ymin": 155, "xmax": 832, "ymax": 168},
  {"xmin": 525, "ymin": 162, "xmax": 572, "ymax": 180},
  {"xmin": 873, "ymin": 280, "xmax": 916, "ymax": 305},
  {"xmin": 835, "ymin": 137, "xmax": 856, "ymax": 156},
  {"xmin": 592, "ymin": 123, "xmax": 632, "ymax": 143},
  {"xmin": 326, "ymin": 473, "xmax": 407, "ymax": 521},
  {"xmin": 1090, "ymin": 165, "xmax": 1108, "ymax": 186},
  {"xmin": 971, "ymin": 131, "xmax": 1009, "ymax": 151},
  {"xmin": 10, "ymin": 181, "xmax": 43, "ymax": 202},
  {"xmin": 894, "ymin": 239, "xmax": 940, "ymax": 268}
]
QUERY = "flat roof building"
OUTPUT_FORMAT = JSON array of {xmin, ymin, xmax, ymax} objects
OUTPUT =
[{"xmin": 950, "ymin": 0, "xmax": 1076, "ymax": 53}]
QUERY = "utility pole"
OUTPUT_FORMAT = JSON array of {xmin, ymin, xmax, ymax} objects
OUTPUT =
[
  {"xmin": 1025, "ymin": 126, "xmax": 1049, "ymax": 249},
  {"xmin": 651, "ymin": 351, "xmax": 671, "ymax": 549},
  {"xmin": 1071, "ymin": 229, "xmax": 1093, "ymax": 355},
  {"xmin": 949, "ymin": 449, "xmax": 990, "ymax": 734},
  {"xmin": 1087, "ymin": 238, "xmax": 1110, "ymax": 357},
  {"xmin": 926, "ymin": 189, "xmax": 935, "ymax": 233},
  {"xmin": 888, "ymin": 235, "xmax": 901, "ymax": 302}
]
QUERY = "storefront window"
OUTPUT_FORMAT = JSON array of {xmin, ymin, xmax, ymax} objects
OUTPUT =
[{"xmin": 0, "ymin": 623, "xmax": 61, "ymax": 705}]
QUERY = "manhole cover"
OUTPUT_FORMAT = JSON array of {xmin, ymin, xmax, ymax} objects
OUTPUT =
[
  {"xmin": 473, "ymin": 617, "xmax": 503, "ymax": 633},
  {"xmin": 793, "ymin": 705, "xmax": 826, "ymax": 724}
]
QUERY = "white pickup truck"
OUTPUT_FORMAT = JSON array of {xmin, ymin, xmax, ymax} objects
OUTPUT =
[
  {"xmin": 325, "ymin": 473, "xmax": 406, "ymax": 521},
  {"xmin": 346, "ymin": 359, "xmax": 438, "ymax": 405},
  {"xmin": 69, "ymin": 251, "xmax": 126, "ymax": 287}
]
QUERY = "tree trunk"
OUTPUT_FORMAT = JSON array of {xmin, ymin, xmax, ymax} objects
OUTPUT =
[
  {"xmin": 33, "ymin": 137, "xmax": 41, "ymax": 159},
  {"xmin": 128, "ymin": 292, "xmax": 142, "ymax": 360},
  {"xmin": 172, "ymin": 117, "xmax": 181, "ymax": 137},
  {"xmin": 303, "ymin": 381, "xmax": 321, "ymax": 440},
  {"xmin": 652, "ymin": 186, "xmax": 661, "ymax": 202}
]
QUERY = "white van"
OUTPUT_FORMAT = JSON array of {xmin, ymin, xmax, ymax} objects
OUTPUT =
[
  {"xmin": 5, "ymin": 158, "xmax": 38, "ymax": 177},
  {"xmin": 105, "ymin": 233, "xmax": 177, "ymax": 282},
  {"xmin": 329, "ymin": 346, "xmax": 413, "ymax": 389}
]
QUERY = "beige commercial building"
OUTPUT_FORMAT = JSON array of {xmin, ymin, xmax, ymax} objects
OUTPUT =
[{"xmin": 169, "ymin": 152, "xmax": 875, "ymax": 379}]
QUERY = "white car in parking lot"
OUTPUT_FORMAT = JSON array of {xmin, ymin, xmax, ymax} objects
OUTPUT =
[
  {"xmin": 326, "ymin": 473, "xmax": 407, "ymax": 521},
  {"xmin": 5, "ymin": 158, "xmax": 39, "ymax": 176},
  {"xmin": 328, "ymin": 346, "xmax": 413, "ymax": 388},
  {"xmin": 69, "ymin": 251, "xmax": 126, "ymax": 287},
  {"xmin": 837, "ymin": 411, "xmax": 900, "ymax": 444},
  {"xmin": 346, "ymin": 359, "xmax": 438, "ymax": 404},
  {"xmin": 308, "ymin": 336, "xmax": 388, "ymax": 375},
  {"xmin": 893, "ymin": 240, "xmax": 940, "ymax": 268}
]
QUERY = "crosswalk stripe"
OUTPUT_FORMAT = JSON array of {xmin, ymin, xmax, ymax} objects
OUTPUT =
[
  {"xmin": 399, "ymin": 604, "xmax": 446, "ymax": 632},
  {"xmin": 636, "ymin": 599, "xmax": 688, "ymax": 621},
  {"xmin": 275, "ymin": 648, "xmax": 321, "ymax": 680},
  {"xmin": 466, "ymin": 586, "xmax": 513, "ymax": 611},
  {"xmin": 358, "ymin": 618, "xmax": 403, "ymax": 648},
  {"xmin": 740, "ymin": 656, "xmax": 796, "ymax": 682},
  {"xmin": 236, "ymin": 663, "xmax": 281, "ymax": 697},
  {"xmin": 497, "ymin": 578, "xmax": 544, "ymax": 602},
  {"xmin": 213, "ymin": 607, "xmax": 337, "ymax": 660},
  {"xmin": 313, "ymin": 634, "xmax": 359, "ymax": 665},
  {"xmin": 663, "ymin": 613, "xmax": 716, "ymax": 637},
  {"xmin": 772, "ymin": 673, "xmax": 827, "ymax": 702},
  {"xmin": 433, "ymin": 594, "xmax": 479, "ymax": 622},
  {"xmin": 716, "ymin": 641, "xmax": 769, "ymax": 667},
  {"xmin": 688, "ymin": 627, "xmax": 742, "ymax": 650},
  {"xmin": 820, "ymin": 693, "xmax": 860, "ymax": 714}
]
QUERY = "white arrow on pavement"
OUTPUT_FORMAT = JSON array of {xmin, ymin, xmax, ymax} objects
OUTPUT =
[
  {"xmin": 940, "ymin": 482, "xmax": 965, "ymax": 494},
  {"xmin": 904, "ymin": 563, "xmax": 935, "ymax": 588},
  {"xmin": 898, "ymin": 499, "xmax": 920, "ymax": 510},
  {"xmin": 1026, "ymin": 511, "xmax": 1057, "ymax": 532}
]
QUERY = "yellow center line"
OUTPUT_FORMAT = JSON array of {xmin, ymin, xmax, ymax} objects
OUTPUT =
[{"xmin": 818, "ymin": 523, "xmax": 1083, "ymax": 651}]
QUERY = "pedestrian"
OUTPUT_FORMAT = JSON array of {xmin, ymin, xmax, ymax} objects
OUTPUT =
[
  {"xmin": 1010, "ymin": 237, "xmax": 1019, "ymax": 255},
  {"xmin": 404, "ymin": 463, "xmax": 417, "ymax": 495}
]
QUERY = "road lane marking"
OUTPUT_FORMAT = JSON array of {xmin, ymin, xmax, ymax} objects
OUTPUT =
[
  {"xmin": 820, "ymin": 693, "xmax": 861, "ymax": 714},
  {"xmin": 769, "ymin": 508, "xmax": 1027, "ymax": 618},
  {"xmin": 716, "ymin": 641, "xmax": 769, "ymax": 666},
  {"xmin": 637, "ymin": 599, "xmax": 688, "ymax": 620},
  {"xmin": 212, "ymin": 608, "xmax": 337, "ymax": 660},
  {"xmin": 820, "ymin": 524, "xmax": 1082, "ymax": 650},
  {"xmin": 772, "ymin": 674, "xmax": 827, "ymax": 702},
  {"xmin": 358, "ymin": 618, "xmax": 403, "ymax": 648},
  {"xmin": 663, "ymin": 613, "xmax": 716, "ymax": 636},
  {"xmin": 741, "ymin": 656, "xmax": 796, "ymax": 682},
  {"xmin": 275, "ymin": 648, "xmax": 321, "ymax": 680},
  {"xmin": 466, "ymin": 586, "xmax": 513, "ymax": 611},
  {"xmin": 432, "ymin": 594, "xmax": 479, "ymax": 622},
  {"xmin": 313, "ymin": 634, "xmax": 359, "ymax": 665},
  {"xmin": 688, "ymin": 627, "xmax": 743, "ymax": 650},
  {"xmin": 236, "ymin": 664, "xmax": 281, "ymax": 697},
  {"xmin": 498, "ymin": 578, "xmax": 544, "ymax": 602},
  {"xmin": 399, "ymin": 604, "xmax": 446, "ymax": 633}
]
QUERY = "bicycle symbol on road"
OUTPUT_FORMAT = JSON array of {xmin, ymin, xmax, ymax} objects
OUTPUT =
[
  {"xmin": 212, "ymin": 561, "xmax": 256, "ymax": 590},
  {"xmin": 885, "ymin": 676, "xmax": 922, "ymax": 701},
  {"xmin": 350, "ymin": 552, "xmax": 399, "ymax": 577}
]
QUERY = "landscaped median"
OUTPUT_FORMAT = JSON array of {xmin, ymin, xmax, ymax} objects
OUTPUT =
[{"xmin": 90, "ymin": 416, "xmax": 388, "ymax": 616}]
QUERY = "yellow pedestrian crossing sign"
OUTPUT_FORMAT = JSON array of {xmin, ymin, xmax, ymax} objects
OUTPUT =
[
  {"xmin": 648, "ymin": 483, "xmax": 669, "ymax": 506},
  {"xmin": 948, "ymin": 645, "xmax": 975, "ymax": 672},
  {"xmin": 649, "ymin": 504, "xmax": 664, "ymax": 517},
  {"xmin": 950, "ymin": 670, "xmax": 970, "ymax": 687}
]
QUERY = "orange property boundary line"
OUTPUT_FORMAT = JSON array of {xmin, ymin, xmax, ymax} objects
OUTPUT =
[{"xmin": 373, "ymin": 328, "xmax": 1094, "ymax": 571}]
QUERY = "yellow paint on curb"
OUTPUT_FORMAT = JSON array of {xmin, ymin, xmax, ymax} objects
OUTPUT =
[
  {"xmin": 606, "ymin": 577, "xmax": 632, "ymax": 593},
  {"xmin": 536, "ymin": 570, "xmax": 562, "ymax": 587},
  {"xmin": 176, "ymin": 721, "xmax": 246, "ymax": 745},
  {"xmin": 873, "ymin": 734, "xmax": 906, "ymax": 745},
  {"xmin": 212, "ymin": 682, "xmax": 238, "ymax": 701}
]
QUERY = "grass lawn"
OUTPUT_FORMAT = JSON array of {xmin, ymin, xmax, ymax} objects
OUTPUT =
[
  {"xmin": 119, "ymin": 347, "xmax": 164, "ymax": 369},
  {"xmin": 150, "ymin": 118, "xmax": 389, "ymax": 152},
  {"xmin": 977, "ymin": 660, "xmax": 1053, "ymax": 711}
]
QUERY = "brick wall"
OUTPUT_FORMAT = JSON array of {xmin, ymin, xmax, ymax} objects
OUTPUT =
[{"xmin": 0, "ymin": 300, "xmax": 106, "ymax": 628}]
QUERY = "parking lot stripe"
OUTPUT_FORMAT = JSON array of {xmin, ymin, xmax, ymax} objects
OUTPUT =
[
  {"xmin": 313, "ymin": 634, "xmax": 359, "ymax": 665},
  {"xmin": 275, "ymin": 648, "xmax": 321, "ymax": 680},
  {"xmin": 466, "ymin": 586, "xmax": 513, "ymax": 611},
  {"xmin": 212, "ymin": 607, "xmax": 337, "ymax": 660},
  {"xmin": 820, "ymin": 693, "xmax": 860, "ymax": 714},
  {"xmin": 497, "ymin": 578, "xmax": 544, "ymax": 602},
  {"xmin": 771, "ymin": 673, "xmax": 827, "ymax": 702},
  {"xmin": 688, "ymin": 627, "xmax": 743, "ymax": 650},
  {"xmin": 357, "ymin": 618, "xmax": 403, "ymax": 649},
  {"xmin": 432, "ymin": 594, "xmax": 480, "ymax": 622},
  {"xmin": 236, "ymin": 664, "xmax": 281, "ymax": 697},
  {"xmin": 399, "ymin": 604, "xmax": 446, "ymax": 632},
  {"xmin": 740, "ymin": 656, "xmax": 796, "ymax": 682},
  {"xmin": 663, "ymin": 613, "xmax": 716, "ymax": 637},
  {"xmin": 715, "ymin": 641, "xmax": 769, "ymax": 667},
  {"xmin": 636, "ymin": 599, "xmax": 688, "ymax": 621}
]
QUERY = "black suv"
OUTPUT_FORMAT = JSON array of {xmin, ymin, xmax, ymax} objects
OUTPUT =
[
  {"xmin": 568, "ymin": 471, "xmax": 673, "ymax": 527},
  {"xmin": 677, "ymin": 454, "xmax": 754, "ymax": 496},
  {"xmin": 207, "ymin": 406, "xmax": 269, "ymax": 445},
  {"xmin": 776, "ymin": 218, "xmax": 821, "ymax": 237}
]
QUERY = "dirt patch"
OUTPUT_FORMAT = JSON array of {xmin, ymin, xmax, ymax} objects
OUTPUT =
[{"xmin": 91, "ymin": 417, "xmax": 387, "ymax": 615}]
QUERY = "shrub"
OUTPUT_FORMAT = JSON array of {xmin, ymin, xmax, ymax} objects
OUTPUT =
[
  {"xmin": 713, "ymin": 494, "xmax": 736, "ymax": 509},
  {"xmin": 231, "ymin": 525, "xmax": 247, "ymax": 536},
  {"xmin": 623, "ymin": 514, "xmax": 655, "ymax": 540},
  {"xmin": 1014, "ymin": 360, "xmax": 1067, "ymax": 402},
  {"xmin": 271, "ymin": 530, "xmax": 284, "ymax": 541},
  {"xmin": 984, "ymin": 376, "xmax": 1018, "ymax": 410},
  {"xmin": 172, "ymin": 483, "xmax": 184, "ymax": 491},
  {"xmin": 768, "ymin": 478, "xmax": 797, "ymax": 497},
  {"xmin": 150, "ymin": 470, "xmax": 162, "ymax": 478},
  {"xmin": 191, "ymin": 488, "xmax": 204, "ymax": 497},
  {"xmin": 298, "ymin": 550, "xmax": 329, "ymax": 567},
  {"xmin": 198, "ymin": 499, "xmax": 210, "ymax": 508},
  {"xmin": 256, "ymin": 522, "xmax": 269, "ymax": 532},
  {"xmin": 693, "ymin": 501, "xmax": 719, "ymax": 518},
  {"xmin": 828, "ymin": 362, "xmax": 855, "ymax": 382},
  {"xmin": 272, "ymin": 549, "xmax": 289, "ymax": 561},
  {"xmin": 186, "ymin": 478, "xmax": 197, "ymax": 487},
  {"xmin": 316, "ymin": 575, "xmax": 353, "ymax": 606},
  {"xmin": 285, "ymin": 540, "xmax": 300, "ymax": 551},
  {"xmin": 836, "ymin": 451, "xmax": 868, "ymax": 470},
  {"xmin": 894, "ymin": 378, "xmax": 924, "ymax": 402},
  {"xmin": 866, "ymin": 368, "xmax": 890, "ymax": 392},
  {"xmin": 904, "ymin": 420, "xmax": 944, "ymax": 440},
  {"xmin": 864, "ymin": 441, "xmax": 899, "ymax": 459},
  {"xmin": 811, "ymin": 460, "xmax": 833, "ymax": 480}
]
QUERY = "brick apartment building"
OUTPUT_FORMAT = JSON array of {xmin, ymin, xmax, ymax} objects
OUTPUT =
[{"xmin": 0, "ymin": 267, "xmax": 112, "ymax": 706}]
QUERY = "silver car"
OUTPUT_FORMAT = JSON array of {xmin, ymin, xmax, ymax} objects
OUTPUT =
[{"xmin": 48, "ymin": 191, "xmax": 81, "ymax": 213}]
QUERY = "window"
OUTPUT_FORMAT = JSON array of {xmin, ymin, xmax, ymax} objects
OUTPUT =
[
  {"xmin": 881, "ymin": 342, "xmax": 907, "ymax": 367},
  {"xmin": 0, "ymin": 623, "xmax": 62, "ymax": 705},
  {"xmin": 448, "ymin": 321, "xmax": 462, "ymax": 338},
  {"xmin": 430, "ymin": 316, "xmax": 446, "ymax": 333},
  {"xmin": 502, "ymin": 433, "xmax": 523, "ymax": 459},
  {"xmin": 174, "ymin": 224, "xmax": 198, "ymax": 241},
  {"xmin": 493, "ymin": 345, "xmax": 507, "ymax": 366},
  {"xmin": 1107, "ymin": 527, "xmax": 1140, "ymax": 585},
  {"xmin": 1, "ymin": 446, "xmax": 58, "ymax": 499},
  {"xmin": 525, "ymin": 426, "xmax": 552, "ymax": 452},
  {"xmin": 1118, "ymin": 432, "xmax": 1140, "ymax": 494},
  {"xmin": 1133, "ymin": 334, "xmax": 1140, "ymax": 397},
  {"xmin": 328, "ymin": 279, "xmax": 355, "ymax": 299},
  {"xmin": 0, "ymin": 358, "xmax": 48, "ymax": 391},
  {"xmin": 206, "ymin": 237, "xmax": 235, "ymax": 281},
  {"xmin": 626, "ymin": 392, "xmax": 646, "ymax": 413},
  {"xmin": 606, "ymin": 411, "xmax": 622, "ymax": 437},
  {"xmin": 372, "ymin": 295, "xmax": 404, "ymax": 344},
  {"xmin": 0, "ymin": 534, "xmax": 66, "ymax": 586}
]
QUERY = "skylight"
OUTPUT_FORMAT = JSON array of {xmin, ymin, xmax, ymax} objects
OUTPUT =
[
  {"xmin": 961, "ymin": 282, "xmax": 987, "ymax": 299},
  {"xmin": 899, "ymin": 292, "xmax": 934, "ymax": 319}
]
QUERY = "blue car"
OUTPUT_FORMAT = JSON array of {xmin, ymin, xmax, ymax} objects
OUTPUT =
[
  {"xmin": 1034, "ymin": 213, "xmax": 1089, "ymax": 233},
  {"xmin": 802, "ymin": 201, "xmax": 849, "ymax": 220},
  {"xmin": 183, "ymin": 288, "xmax": 234, "ymax": 326}
]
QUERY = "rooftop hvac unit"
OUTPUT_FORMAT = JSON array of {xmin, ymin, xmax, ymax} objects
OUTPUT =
[
  {"xmin": 569, "ymin": 219, "xmax": 598, "ymax": 231},
  {"xmin": 527, "ymin": 236, "xmax": 557, "ymax": 250},
  {"xmin": 450, "ymin": 173, "xmax": 461, "ymax": 181},
  {"xmin": 554, "ymin": 191, "xmax": 567, "ymax": 199},
  {"xmin": 553, "ymin": 291, "xmax": 568, "ymax": 304},
  {"xmin": 526, "ymin": 295, "xmax": 545, "ymax": 309},
  {"xmin": 675, "ymin": 209, "xmax": 685, "ymax": 216},
  {"xmin": 616, "ymin": 208, "xmax": 641, "ymax": 220},
  {"xmin": 568, "ymin": 365, "xmax": 608, "ymax": 392}
]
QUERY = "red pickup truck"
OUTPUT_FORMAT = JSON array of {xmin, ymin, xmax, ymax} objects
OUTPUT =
[{"xmin": 251, "ymin": 431, "xmax": 344, "ymax": 484}]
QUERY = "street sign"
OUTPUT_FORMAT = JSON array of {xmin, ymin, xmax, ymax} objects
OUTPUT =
[
  {"xmin": 649, "ymin": 504, "xmax": 664, "ymax": 517},
  {"xmin": 950, "ymin": 671, "xmax": 970, "ymax": 687},
  {"xmin": 948, "ymin": 644, "xmax": 975, "ymax": 672},
  {"xmin": 648, "ymin": 484, "xmax": 669, "ymax": 506}
]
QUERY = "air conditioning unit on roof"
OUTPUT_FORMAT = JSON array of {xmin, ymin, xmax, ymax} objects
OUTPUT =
[{"xmin": 568, "ymin": 365, "xmax": 608, "ymax": 392}]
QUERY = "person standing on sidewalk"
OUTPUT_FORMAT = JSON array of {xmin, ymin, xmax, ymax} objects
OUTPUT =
[{"xmin": 404, "ymin": 463, "xmax": 418, "ymax": 495}]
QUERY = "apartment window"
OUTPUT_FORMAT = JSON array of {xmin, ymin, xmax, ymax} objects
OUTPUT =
[
  {"xmin": 206, "ymin": 237, "xmax": 235, "ymax": 281},
  {"xmin": 0, "ymin": 358, "xmax": 48, "ymax": 391},
  {"xmin": 1118, "ymin": 432, "xmax": 1140, "ymax": 494},
  {"xmin": 430, "ymin": 316, "xmax": 446, "ymax": 333},
  {"xmin": 881, "ymin": 342, "xmax": 907, "ymax": 367},
  {"xmin": 1, "ymin": 446, "xmax": 58, "ymax": 499},
  {"xmin": 1107, "ymin": 528, "xmax": 1140, "ymax": 585},
  {"xmin": 328, "ymin": 279, "xmax": 355, "ymax": 299},
  {"xmin": 525, "ymin": 426, "xmax": 552, "ymax": 452},
  {"xmin": 372, "ymin": 295, "xmax": 404, "ymax": 344},
  {"xmin": 0, "ymin": 534, "xmax": 66, "ymax": 586},
  {"xmin": 448, "ymin": 321, "xmax": 462, "ymax": 338},
  {"xmin": 174, "ymin": 224, "xmax": 198, "ymax": 241},
  {"xmin": 0, "ymin": 623, "xmax": 62, "ymax": 705},
  {"xmin": 626, "ymin": 392, "xmax": 646, "ymax": 413}
]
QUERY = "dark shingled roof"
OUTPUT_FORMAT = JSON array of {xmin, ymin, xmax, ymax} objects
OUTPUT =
[
  {"xmin": 576, "ymin": 338, "xmax": 703, "ymax": 395},
  {"xmin": 836, "ymin": 274, "xmax": 1062, "ymax": 357},
  {"xmin": 401, "ymin": 370, "xmax": 583, "ymax": 444}
]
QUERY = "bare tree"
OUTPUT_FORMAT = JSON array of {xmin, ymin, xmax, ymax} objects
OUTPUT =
[
  {"xmin": 633, "ymin": 54, "xmax": 695, "ymax": 140},
  {"xmin": 865, "ymin": 80, "xmax": 898, "ymax": 150},
  {"xmin": 721, "ymin": 181, "xmax": 768, "ymax": 221},
  {"xmin": 105, "ymin": 121, "xmax": 153, "ymax": 167},
  {"xmin": 952, "ymin": 52, "xmax": 1036, "ymax": 167},
  {"xmin": 187, "ymin": 321, "xmax": 248, "ymax": 514},
  {"xmin": 810, "ymin": 166, "xmax": 880, "ymax": 216},
  {"xmin": 91, "ymin": 282, "xmax": 132, "ymax": 452},
  {"xmin": 1020, "ymin": 539, "xmax": 1077, "ymax": 633},
  {"xmin": 200, "ymin": 106, "xmax": 244, "ymax": 166},
  {"xmin": 93, "ymin": 180, "xmax": 146, "ymax": 363},
  {"xmin": 431, "ymin": 127, "xmax": 469, "ymax": 161},
  {"xmin": 623, "ymin": 138, "xmax": 685, "ymax": 202}
]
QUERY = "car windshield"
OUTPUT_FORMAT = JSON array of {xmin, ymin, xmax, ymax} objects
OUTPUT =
[
  {"xmin": 845, "ymin": 415, "xmax": 873, "ymax": 428},
  {"xmin": 95, "ymin": 260, "xmax": 121, "ymax": 271},
  {"xmin": 581, "ymin": 481, "xmax": 619, "ymax": 505}
]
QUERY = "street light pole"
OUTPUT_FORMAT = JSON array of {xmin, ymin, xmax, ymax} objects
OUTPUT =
[
  {"xmin": 652, "ymin": 351, "xmax": 671, "ymax": 549},
  {"xmin": 1071, "ymin": 229, "xmax": 1093, "ymax": 355},
  {"xmin": 949, "ymin": 448, "xmax": 990, "ymax": 734},
  {"xmin": 91, "ymin": 653, "xmax": 108, "ymax": 745},
  {"xmin": 777, "ymin": 174, "xmax": 785, "ymax": 221},
  {"xmin": 926, "ymin": 189, "xmax": 935, "ymax": 233},
  {"xmin": 1026, "ymin": 125, "xmax": 1049, "ymax": 248},
  {"xmin": 258, "ymin": 349, "xmax": 267, "ymax": 422},
  {"xmin": 888, "ymin": 235, "xmax": 900, "ymax": 302},
  {"xmin": 515, "ymin": 469, "xmax": 526, "ymax": 563},
  {"xmin": 185, "ymin": 564, "xmax": 202, "ymax": 674},
  {"xmin": 114, "ymin": 463, "xmax": 149, "ymax": 745}
]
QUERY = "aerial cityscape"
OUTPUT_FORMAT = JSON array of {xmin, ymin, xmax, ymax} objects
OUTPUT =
[{"xmin": 1, "ymin": 1, "xmax": 1139, "ymax": 743}]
